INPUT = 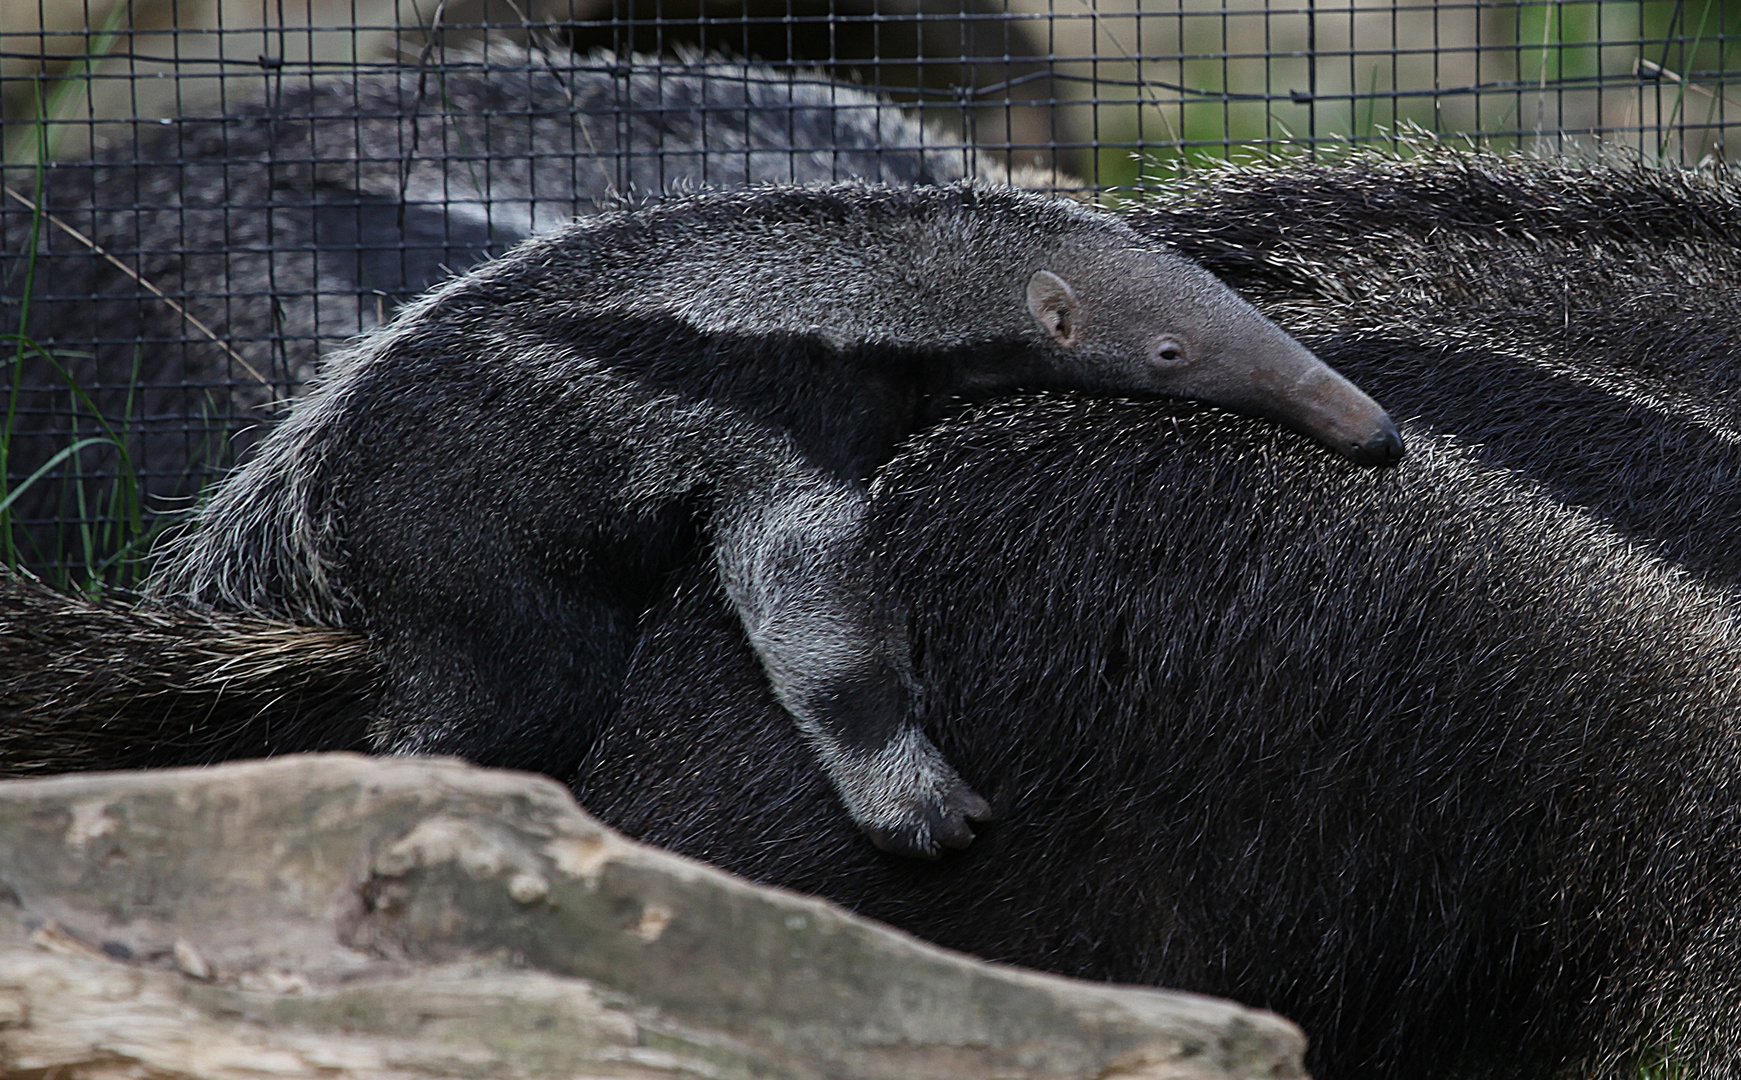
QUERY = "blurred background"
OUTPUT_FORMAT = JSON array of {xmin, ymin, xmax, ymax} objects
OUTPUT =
[
  {"xmin": 3, "ymin": 0, "xmax": 1738, "ymax": 587},
  {"xmin": 8, "ymin": 0, "xmax": 1738, "ymax": 181}
]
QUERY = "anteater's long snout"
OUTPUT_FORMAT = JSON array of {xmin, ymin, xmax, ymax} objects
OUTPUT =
[
  {"xmin": 1191, "ymin": 331, "xmax": 1406, "ymax": 469},
  {"xmin": 1271, "ymin": 360, "xmax": 1405, "ymax": 468}
]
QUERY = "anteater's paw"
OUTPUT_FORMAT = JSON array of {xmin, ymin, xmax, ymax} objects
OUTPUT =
[
  {"xmin": 829, "ymin": 726, "xmax": 995, "ymax": 860},
  {"xmin": 862, "ymin": 778, "xmax": 994, "ymax": 859}
]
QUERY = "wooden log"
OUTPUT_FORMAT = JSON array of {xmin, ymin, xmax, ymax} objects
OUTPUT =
[{"xmin": 0, "ymin": 753, "xmax": 1307, "ymax": 1080}]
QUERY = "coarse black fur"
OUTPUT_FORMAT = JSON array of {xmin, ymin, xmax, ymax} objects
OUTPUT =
[
  {"xmin": 1129, "ymin": 142, "xmax": 1741, "ymax": 588},
  {"xmin": 0, "ymin": 45, "xmax": 976, "ymax": 571},
  {"xmin": 149, "ymin": 180, "xmax": 1398, "ymax": 858},
  {"xmin": 573, "ymin": 395, "xmax": 1741, "ymax": 1080},
  {"xmin": 0, "ymin": 572, "xmax": 380, "ymax": 771},
  {"xmin": 561, "ymin": 151, "xmax": 1741, "ymax": 1075}
]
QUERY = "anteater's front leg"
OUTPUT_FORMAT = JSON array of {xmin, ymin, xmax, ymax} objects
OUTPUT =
[{"xmin": 709, "ymin": 465, "xmax": 992, "ymax": 858}]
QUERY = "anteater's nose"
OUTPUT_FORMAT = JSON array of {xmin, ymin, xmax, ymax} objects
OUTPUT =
[{"xmin": 1348, "ymin": 418, "xmax": 1406, "ymax": 468}]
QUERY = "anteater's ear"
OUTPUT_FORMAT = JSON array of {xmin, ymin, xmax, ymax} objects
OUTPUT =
[{"xmin": 1027, "ymin": 269, "xmax": 1080, "ymax": 348}]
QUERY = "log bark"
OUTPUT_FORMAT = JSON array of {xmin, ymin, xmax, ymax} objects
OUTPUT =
[{"xmin": 0, "ymin": 753, "xmax": 1307, "ymax": 1080}]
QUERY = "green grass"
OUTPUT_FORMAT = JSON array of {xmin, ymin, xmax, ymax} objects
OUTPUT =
[
  {"xmin": 1, "ymin": 97, "xmax": 203, "ymax": 596},
  {"xmin": 4, "ymin": 0, "xmax": 131, "ymax": 166},
  {"xmin": 4, "ymin": 38, "xmax": 129, "ymax": 593},
  {"xmin": 0, "ymin": 337, "xmax": 198, "ymax": 597},
  {"xmin": 0, "ymin": 343, "xmax": 186, "ymax": 599},
  {"xmin": 0, "ymin": 20, "xmax": 236, "ymax": 596},
  {"xmin": 1090, "ymin": 0, "xmax": 1741, "ymax": 188}
]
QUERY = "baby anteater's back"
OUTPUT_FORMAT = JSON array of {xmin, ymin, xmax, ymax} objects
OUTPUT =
[{"xmin": 154, "ymin": 181, "xmax": 1401, "ymax": 857}]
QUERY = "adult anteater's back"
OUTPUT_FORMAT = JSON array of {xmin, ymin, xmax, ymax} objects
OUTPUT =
[
  {"xmin": 1131, "ymin": 145, "xmax": 1741, "ymax": 588},
  {"xmin": 577, "ymin": 395, "xmax": 1741, "ymax": 1080}
]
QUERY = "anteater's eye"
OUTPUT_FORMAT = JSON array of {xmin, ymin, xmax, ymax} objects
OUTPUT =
[{"xmin": 1151, "ymin": 337, "xmax": 1187, "ymax": 366}]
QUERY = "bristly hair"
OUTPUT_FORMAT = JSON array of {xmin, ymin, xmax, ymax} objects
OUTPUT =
[
  {"xmin": 1130, "ymin": 138, "xmax": 1741, "ymax": 589},
  {"xmin": 0, "ymin": 571, "xmax": 381, "ymax": 774}
]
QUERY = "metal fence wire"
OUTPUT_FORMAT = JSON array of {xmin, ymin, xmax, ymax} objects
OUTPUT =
[{"xmin": 3, "ymin": 0, "xmax": 1741, "ymax": 585}]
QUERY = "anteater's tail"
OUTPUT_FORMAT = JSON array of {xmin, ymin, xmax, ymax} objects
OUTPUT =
[{"xmin": 0, "ymin": 574, "xmax": 381, "ymax": 776}]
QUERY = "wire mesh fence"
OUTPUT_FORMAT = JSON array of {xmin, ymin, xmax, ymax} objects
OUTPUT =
[{"xmin": 4, "ymin": 0, "xmax": 1741, "ymax": 587}]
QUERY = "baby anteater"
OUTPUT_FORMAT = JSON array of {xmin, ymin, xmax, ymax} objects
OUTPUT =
[{"xmin": 151, "ymin": 181, "xmax": 1402, "ymax": 857}]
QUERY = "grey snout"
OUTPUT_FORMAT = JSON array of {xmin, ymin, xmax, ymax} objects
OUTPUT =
[
  {"xmin": 1276, "ymin": 382, "xmax": 1406, "ymax": 469},
  {"xmin": 1156, "ymin": 303, "xmax": 1405, "ymax": 467},
  {"xmin": 1205, "ymin": 341, "xmax": 1407, "ymax": 469}
]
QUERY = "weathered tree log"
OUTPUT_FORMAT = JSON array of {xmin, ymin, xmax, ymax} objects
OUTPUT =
[{"xmin": 0, "ymin": 753, "xmax": 1307, "ymax": 1080}]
